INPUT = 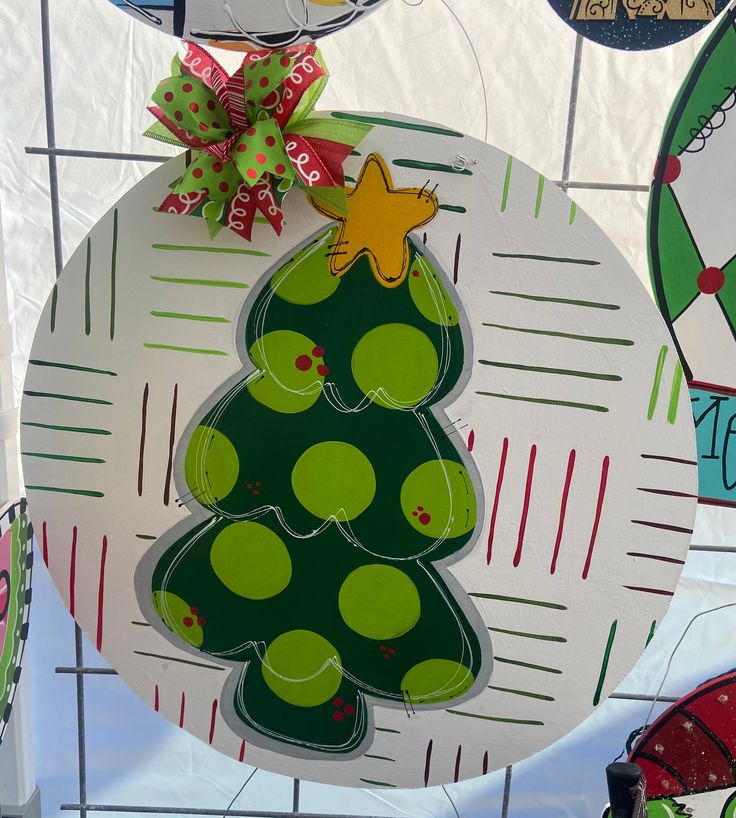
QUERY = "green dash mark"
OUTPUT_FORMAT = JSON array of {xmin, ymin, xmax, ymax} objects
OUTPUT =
[
  {"xmin": 483, "ymin": 323, "xmax": 634, "ymax": 346},
  {"xmin": 490, "ymin": 291, "xmax": 618, "ymax": 310},
  {"xmin": 494, "ymin": 657, "xmax": 562, "ymax": 674},
  {"xmin": 647, "ymin": 345, "xmax": 669, "ymax": 421},
  {"xmin": 446, "ymin": 710, "xmax": 544, "ymax": 726},
  {"xmin": 330, "ymin": 112, "xmax": 463, "ymax": 137},
  {"xmin": 151, "ymin": 276, "xmax": 249, "ymax": 289},
  {"xmin": 85, "ymin": 238, "xmax": 92, "ymax": 336},
  {"xmin": 23, "ymin": 390, "xmax": 113, "ymax": 406},
  {"xmin": 151, "ymin": 243, "xmax": 270, "ymax": 257},
  {"xmin": 501, "ymin": 156, "xmax": 512, "ymax": 213},
  {"xmin": 136, "ymin": 534, "xmax": 157, "ymax": 540},
  {"xmin": 132, "ymin": 650, "xmax": 225, "ymax": 671},
  {"xmin": 667, "ymin": 361, "xmax": 684, "ymax": 425},
  {"xmin": 646, "ymin": 620, "xmax": 657, "ymax": 647},
  {"xmin": 470, "ymin": 592, "xmax": 567, "ymax": 610},
  {"xmin": 26, "ymin": 485, "xmax": 104, "ymax": 498},
  {"xmin": 359, "ymin": 779, "xmax": 396, "ymax": 788},
  {"xmin": 569, "ymin": 201, "xmax": 577, "ymax": 225},
  {"xmin": 488, "ymin": 626, "xmax": 567, "ymax": 643},
  {"xmin": 22, "ymin": 452, "xmax": 105, "ymax": 464},
  {"xmin": 364, "ymin": 754, "xmax": 396, "ymax": 762},
  {"xmin": 29, "ymin": 360, "xmax": 117, "ymax": 376},
  {"xmin": 478, "ymin": 360, "xmax": 621, "ymax": 382},
  {"xmin": 150, "ymin": 311, "xmax": 230, "ymax": 323},
  {"xmin": 110, "ymin": 208, "xmax": 118, "ymax": 341},
  {"xmin": 438, "ymin": 204, "xmax": 467, "ymax": 214},
  {"xmin": 392, "ymin": 159, "xmax": 472, "ymax": 176},
  {"xmin": 22, "ymin": 421, "xmax": 111, "ymax": 436},
  {"xmin": 144, "ymin": 343, "xmax": 228, "ymax": 356},
  {"xmin": 492, "ymin": 252, "xmax": 600, "ymax": 266},
  {"xmin": 476, "ymin": 391, "xmax": 609, "ymax": 414},
  {"xmin": 535, "ymin": 176, "xmax": 545, "ymax": 218},
  {"xmin": 593, "ymin": 620, "xmax": 618, "ymax": 706},
  {"xmin": 488, "ymin": 685, "xmax": 555, "ymax": 702}
]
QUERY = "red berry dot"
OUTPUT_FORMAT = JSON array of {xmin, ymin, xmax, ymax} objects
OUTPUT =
[
  {"xmin": 388, "ymin": 648, "xmax": 396, "ymax": 654},
  {"xmin": 237, "ymin": 143, "xmax": 247, "ymax": 153},
  {"xmin": 207, "ymin": 100, "xmax": 216, "ymax": 111},
  {"xmin": 265, "ymin": 136, "xmax": 276, "ymax": 147},
  {"xmin": 219, "ymin": 181, "xmax": 230, "ymax": 193},
  {"xmin": 189, "ymin": 102, "xmax": 199, "ymax": 113},
  {"xmin": 417, "ymin": 506, "xmax": 424, "ymax": 511},
  {"xmin": 256, "ymin": 481, "xmax": 261, "ymax": 487},
  {"xmin": 164, "ymin": 91, "xmax": 174, "ymax": 103},
  {"xmin": 344, "ymin": 704, "xmax": 355, "ymax": 716},
  {"xmin": 256, "ymin": 153, "xmax": 267, "ymax": 164},
  {"xmin": 316, "ymin": 364, "xmax": 329, "ymax": 377},
  {"xmin": 412, "ymin": 511, "xmax": 418, "ymax": 517},
  {"xmin": 199, "ymin": 123, "xmax": 209, "ymax": 132},
  {"xmin": 212, "ymin": 161, "xmax": 223, "ymax": 172},
  {"xmin": 174, "ymin": 111, "xmax": 183, "ymax": 122},
  {"xmin": 259, "ymin": 77, "xmax": 269, "ymax": 88},
  {"xmin": 247, "ymin": 128, "xmax": 257, "ymax": 137},
  {"xmin": 192, "ymin": 168, "xmax": 203, "ymax": 179},
  {"xmin": 412, "ymin": 269, "xmax": 420, "ymax": 277},
  {"xmin": 419, "ymin": 512, "xmax": 431, "ymax": 526},
  {"xmin": 384, "ymin": 654, "xmax": 390, "ymax": 660},
  {"xmin": 697, "ymin": 266, "xmax": 725, "ymax": 294},
  {"xmin": 253, "ymin": 490, "xmax": 260, "ymax": 496},
  {"xmin": 333, "ymin": 711, "xmax": 344, "ymax": 722},
  {"xmin": 190, "ymin": 607, "xmax": 198, "ymax": 614},
  {"xmin": 656, "ymin": 154, "xmax": 682, "ymax": 185},
  {"xmin": 274, "ymin": 163, "xmax": 286, "ymax": 175},
  {"xmin": 312, "ymin": 346, "xmax": 324, "ymax": 358},
  {"xmin": 182, "ymin": 82, "xmax": 193, "ymax": 93},
  {"xmin": 197, "ymin": 617, "xmax": 205, "ymax": 626},
  {"xmin": 379, "ymin": 645, "xmax": 387, "ymax": 651},
  {"xmin": 246, "ymin": 168, "xmax": 258, "ymax": 179},
  {"xmin": 280, "ymin": 56, "xmax": 291, "ymax": 67},
  {"xmin": 247, "ymin": 483, "xmax": 253, "ymax": 489},
  {"xmin": 333, "ymin": 697, "xmax": 343, "ymax": 707},
  {"xmin": 295, "ymin": 354, "xmax": 312, "ymax": 371},
  {"xmin": 182, "ymin": 616, "xmax": 194, "ymax": 627}
]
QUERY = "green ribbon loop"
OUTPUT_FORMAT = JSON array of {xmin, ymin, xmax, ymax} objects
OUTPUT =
[{"xmin": 231, "ymin": 118, "xmax": 296, "ymax": 188}]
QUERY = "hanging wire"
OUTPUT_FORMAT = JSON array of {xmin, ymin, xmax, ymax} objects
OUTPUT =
[
  {"xmin": 401, "ymin": 0, "xmax": 489, "ymax": 142},
  {"xmin": 442, "ymin": 784, "xmax": 461, "ymax": 818},
  {"xmin": 222, "ymin": 767, "xmax": 259, "ymax": 818}
]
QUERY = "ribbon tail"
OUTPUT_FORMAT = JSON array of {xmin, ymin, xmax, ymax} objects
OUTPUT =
[
  {"xmin": 157, "ymin": 189, "xmax": 209, "ymax": 216},
  {"xmin": 147, "ymin": 106, "xmax": 212, "ymax": 150},
  {"xmin": 254, "ymin": 179, "xmax": 284, "ymax": 236}
]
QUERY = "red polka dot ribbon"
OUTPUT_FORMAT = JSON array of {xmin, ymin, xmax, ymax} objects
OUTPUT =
[{"xmin": 145, "ymin": 43, "xmax": 371, "ymax": 241}]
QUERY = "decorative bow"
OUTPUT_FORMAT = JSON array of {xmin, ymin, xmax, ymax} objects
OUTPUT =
[{"xmin": 145, "ymin": 43, "xmax": 371, "ymax": 241}]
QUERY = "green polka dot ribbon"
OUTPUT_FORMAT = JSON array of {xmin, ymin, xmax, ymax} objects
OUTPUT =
[{"xmin": 145, "ymin": 43, "xmax": 371, "ymax": 241}]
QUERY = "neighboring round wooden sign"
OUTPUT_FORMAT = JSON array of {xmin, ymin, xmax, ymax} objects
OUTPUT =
[
  {"xmin": 546, "ymin": 0, "xmax": 721, "ymax": 50},
  {"xmin": 105, "ymin": 0, "xmax": 389, "ymax": 48},
  {"xmin": 21, "ymin": 112, "xmax": 696, "ymax": 787},
  {"xmin": 0, "ymin": 499, "xmax": 32, "ymax": 747}
]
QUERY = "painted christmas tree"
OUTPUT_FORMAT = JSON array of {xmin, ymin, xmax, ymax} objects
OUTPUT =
[{"xmin": 144, "ymin": 154, "xmax": 487, "ymax": 755}]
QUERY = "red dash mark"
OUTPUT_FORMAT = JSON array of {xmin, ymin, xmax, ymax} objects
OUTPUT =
[
  {"xmin": 163, "ymin": 384, "xmax": 179, "ymax": 506},
  {"xmin": 424, "ymin": 739, "xmax": 433, "ymax": 787},
  {"xmin": 467, "ymin": 429, "xmax": 475, "ymax": 453},
  {"xmin": 551, "ymin": 450, "xmax": 576, "ymax": 575},
  {"xmin": 138, "ymin": 383, "xmax": 149, "ymax": 497},
  {"xmin": 239, "ymin": 740, "xmax": 246, "ymax": 763},
  {"xmin": 209, "ymin": 698, "xmax": 218, "ymax": 744},
  {"xmin": 96, "ymin": 535, "xmax": 108, "ymax": 652},
  {"xmin": 582, "ymin": 456, "xmax": 610, "ymax": 580},
  {"xmin": 453, "ymin": 234, "xmax": 461, "ymax": 285},
  {"xmin": 482, "ymin": 751, "xmax": 489, "ymax": 776},
  {"xmin": 154, "ymin": 685, "xmax": 160, "ymax": 712},
  {"xmin": 69, "ymin": 526, "xmax": 78, "ymax": 616},
  {"xmin": 513, "ymin": 445, "xmax": 537, "ymax": 568},
  {"xmin": 42, "ymin": 521, "xmax": 48, "ymax": 566},
  {"xmin": 623, "ymin": 585, "xmax": 674, "ymax": 597},
  {"xmin": 454, "ymin": 745, "xmax": 462, "ymax": 783},
  {"xmin": 486, "ymin": 437, "xmax": 509, "ymax": 565},
  {"xmin": 179, "ymin": 691, "xmax": 186, "ymax": 728}
]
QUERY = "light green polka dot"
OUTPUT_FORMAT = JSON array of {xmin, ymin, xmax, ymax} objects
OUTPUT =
[
  {"xmin": 408, "ymin": 258, "xmax": 459, "ymax": 327},
  {"xmin": 351, "ymin": 323, "xmax": 439, "ymax": 409},
  {"xmin": 210, "ymin": 521, "xmax": 292, "ymax": 600},
  {"xmin": 400, "ymin": 459, "xmax": 476, "ymax": 539},
  {"xmin": 185, "ymin": 426, "xmax": 239, "ymax": 504},
  {"xmin": 152, "ymin": 591, "xmax": 203, "ymax": 648},
  {"xmin": 291, "ymin": 441, "xmax": 375, "ymax": 520},
  {"xmin": 401, "ymin": 659, "xmax": 474, "ymax": 704},
  {"xmin": 262, "ymin": 630, "xmax": 342, "ymax": 707},
  {"xmin": 270, "ymin": 234, "xmax": 341, "ymax": 305},
  {"xmin": 247, "ymin": 330, "xmax": 325, "ymax": 414},
  {"xmin": 338, "ymin": 565, "xmax": 421, "ymax": 640}
]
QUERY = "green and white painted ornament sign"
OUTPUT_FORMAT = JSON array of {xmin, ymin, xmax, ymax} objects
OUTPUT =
[{"xmin": 21, "ymin": 113, "xmax": 696, "ymax": 787}]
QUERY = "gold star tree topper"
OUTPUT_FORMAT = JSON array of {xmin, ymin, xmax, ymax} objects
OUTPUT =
[{"xmin": 310, "ymin": 153, "xmax": 439, "ymax": 288}]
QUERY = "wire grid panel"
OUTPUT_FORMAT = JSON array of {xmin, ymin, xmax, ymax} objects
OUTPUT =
[{"xmin": 23, "ymin": 0, "xmax": 735, "ymax": 816}]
